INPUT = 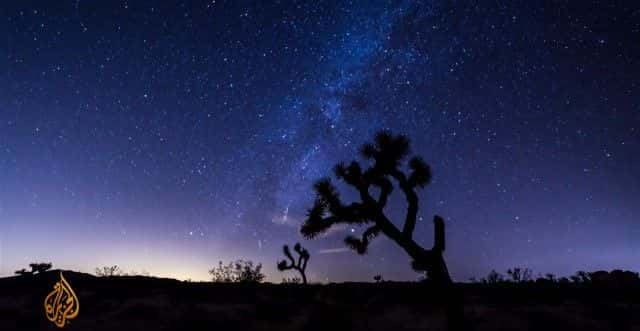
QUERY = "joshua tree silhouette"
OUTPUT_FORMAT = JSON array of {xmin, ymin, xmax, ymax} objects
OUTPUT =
[
  {"xmin": 300, "ymin": 131, "xmax": 452, "ymax": 284},
  {"xmin": 277, "ymin": 242, "xmax": 310, "ymax": 284}
]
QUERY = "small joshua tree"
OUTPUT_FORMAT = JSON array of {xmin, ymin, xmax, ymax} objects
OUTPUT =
[
  {"xmin": 300, "ymin": 131, "xmax": 452, "ymax": 284},
  {"xmin": 277, "ymin": 242, "xmax": 310, "ymax": 284},
  {"xmin": 373, "ymin": 274, "xmax": 383, "ymax": 283}
]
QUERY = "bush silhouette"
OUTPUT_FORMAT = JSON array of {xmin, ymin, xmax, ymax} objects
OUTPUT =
[
  {"xmin": 300, "ymin": 131, "xmax": 452, "ymax": 284},
  {"xmin": 95, "ymin": 265, "xmax": 122, "ymax": 277},
  {"xmin": 209, "ymin": 260, "xmax": 265, "ymax": 283},
  {"xmin": 281, "ymin": 277, "xmax": 302, "ymax": 284},
  {"xmin": 484, "ymin": 270, "xmax": 504, "ymax": 284},
  {"xmin": 30, "ymin": 262, "xmax": 52, "ymax": 273},
  {"xmin": 569, "ymin": 270, "xmax": 591, "ymax": 283},
  {"xmin": 589, "ymin": 269, "xmax": 640, "ymax": 286},
  {"xmin": 15, "ymin": 262, "xmax": 52, "ymax": 275},
  {"xmin": 14, "ymin": 268, "xmax": 32, "ymax": 276},
  {"xmin": 277, "ymin": 242, "xmax": 310, "ymax": 284},
  {"xmin": 506, "ymin": 267, "xmax": 533, "ymax": 283}
]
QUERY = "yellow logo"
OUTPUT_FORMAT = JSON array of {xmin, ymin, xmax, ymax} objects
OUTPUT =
[{"xmin": 44, "ymin": 272, "xmax": 80, "ymax": 328}]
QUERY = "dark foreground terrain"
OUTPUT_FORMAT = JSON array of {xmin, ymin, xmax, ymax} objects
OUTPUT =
[{"xmin": 1, "ymin": 270, "xmax": 640, "ymax": 331}]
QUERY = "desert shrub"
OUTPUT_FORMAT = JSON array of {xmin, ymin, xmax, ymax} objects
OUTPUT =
[
  {"xmin": 15, "ymin": 262, "xmax": 52, "ymax": 275},
  {"xmin": 281, "ymin": 277, "xmax": 301, "ymax": 284},
  {"xmin": 95, "ymin": 265, "xmax": 122, "ymax": 277},
  {"xmin": 571, "ymin": 270, "xmax": 590, "ymax": 283},
  {"xmin": 14, "ymin": 268, "xmax": 32, "ymax": 276},
  {"xmin": 484, "ymin": 270, "xmax": 504, "ymax": 284},
  {"xmin": 210, "ymin": 260, "xmax": 265, "ymax": 283},
  {"xmin": 506, "ymin": 267, "xmax": 533, "ymax": 283},
  {"xmin": 31, "ymin": 262, "xmax": 52, "ymax": 273},
  {"xmin": 373, "ymin": 274, "xmax": 383, "ymax": 283},
  {"xmin": 210, "ymin": 261, "xmax": 234, "ymax": 282}
]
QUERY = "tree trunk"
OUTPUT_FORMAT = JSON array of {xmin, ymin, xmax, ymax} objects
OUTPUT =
[
  {"xmin": 427, "ymin": 251, "xmax": 452, "ymax": 284},
  {"xmin": 379, "ymin": 214, "xmax": 463, "ymax": 330},
  {"xmin": 300, "ymin": 271, "xmax": 307, "ymax": 285}
]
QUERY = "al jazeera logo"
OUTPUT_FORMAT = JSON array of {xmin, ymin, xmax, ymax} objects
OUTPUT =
[{"xmin": 44, "ymin": 272, "xmax": 80, "ymax": 328}]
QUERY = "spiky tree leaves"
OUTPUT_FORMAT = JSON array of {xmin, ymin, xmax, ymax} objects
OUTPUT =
[
  {"xmin": 277, "ymin": 242, "xmax": 310, "ymax": 284},
  {"xmin": 360, "ymin": 131, "xmax": 410, "ymax": 171},
  {"xmin": 300, "ymin": 179, "xmax": 369, "ymax": 238},
  {"xmin": 408, "ymin": 156, "xmax": 432, "ymax": 188},
  {"xmin": 300, "ymin": 199, "xmax": 334, "ymax": 238},
  {"xmin": 334, "ymin": 161, "xmax": 363, "ymax": 187},
  {"xmin": 344, "ymin": 225, "xmax": 381, "ymax": 254},
  {"xmin": 300, "ymin": 130, "xmax": 453, "ymax": 284}
]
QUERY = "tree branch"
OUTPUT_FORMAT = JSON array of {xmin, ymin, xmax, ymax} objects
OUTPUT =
[
  {"xmin": 283, "ymin": 245, "xmax": 295, "ymax": 265},
  {"xmin": 391, "ymin": 170, "xmax": 419, "ymax": 239},
  {"xmin": 345, "ymin": 224, "xmax": 381, "ymax": 254},
  {"xmin": 301, "ymin": 199, "xmax": 370, "ymax": 238},
  {"xmin": 376, "ymin": 177, "xmax": 393, "ymax": 207},
  {"xmin": 432, "ymin": 215, "xmax": 445, "ymax": 252}
]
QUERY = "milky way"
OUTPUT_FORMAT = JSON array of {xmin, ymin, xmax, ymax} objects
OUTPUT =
[{"xmin": 1, "ymin": 1, "xmax": 639, "ymax": 282}]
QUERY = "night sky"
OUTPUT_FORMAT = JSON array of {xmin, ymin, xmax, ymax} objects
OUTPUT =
[{"xmin": 1, "ymin": 1, "xmax": 639, "ymax": 282}]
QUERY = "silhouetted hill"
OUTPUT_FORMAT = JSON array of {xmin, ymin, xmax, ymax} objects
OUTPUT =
[{"xmin": 2, "ymin": 271, "xmax": 640, "ymax": 330}]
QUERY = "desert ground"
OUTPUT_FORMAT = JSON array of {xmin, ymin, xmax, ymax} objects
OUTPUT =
[{"xmin": 1, "ymin": 270, "xmax": 640, "ymax": 331}]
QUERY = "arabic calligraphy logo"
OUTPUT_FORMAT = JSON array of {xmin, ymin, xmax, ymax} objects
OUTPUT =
[{"xmin": 44, "ymin": 272, "xmax": 80, "ymax": 328}]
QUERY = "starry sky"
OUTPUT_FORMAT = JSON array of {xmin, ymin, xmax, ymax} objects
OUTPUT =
[{"xmin": 1, "ymin": 1, "xmax": 639, "ymax": 282}]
